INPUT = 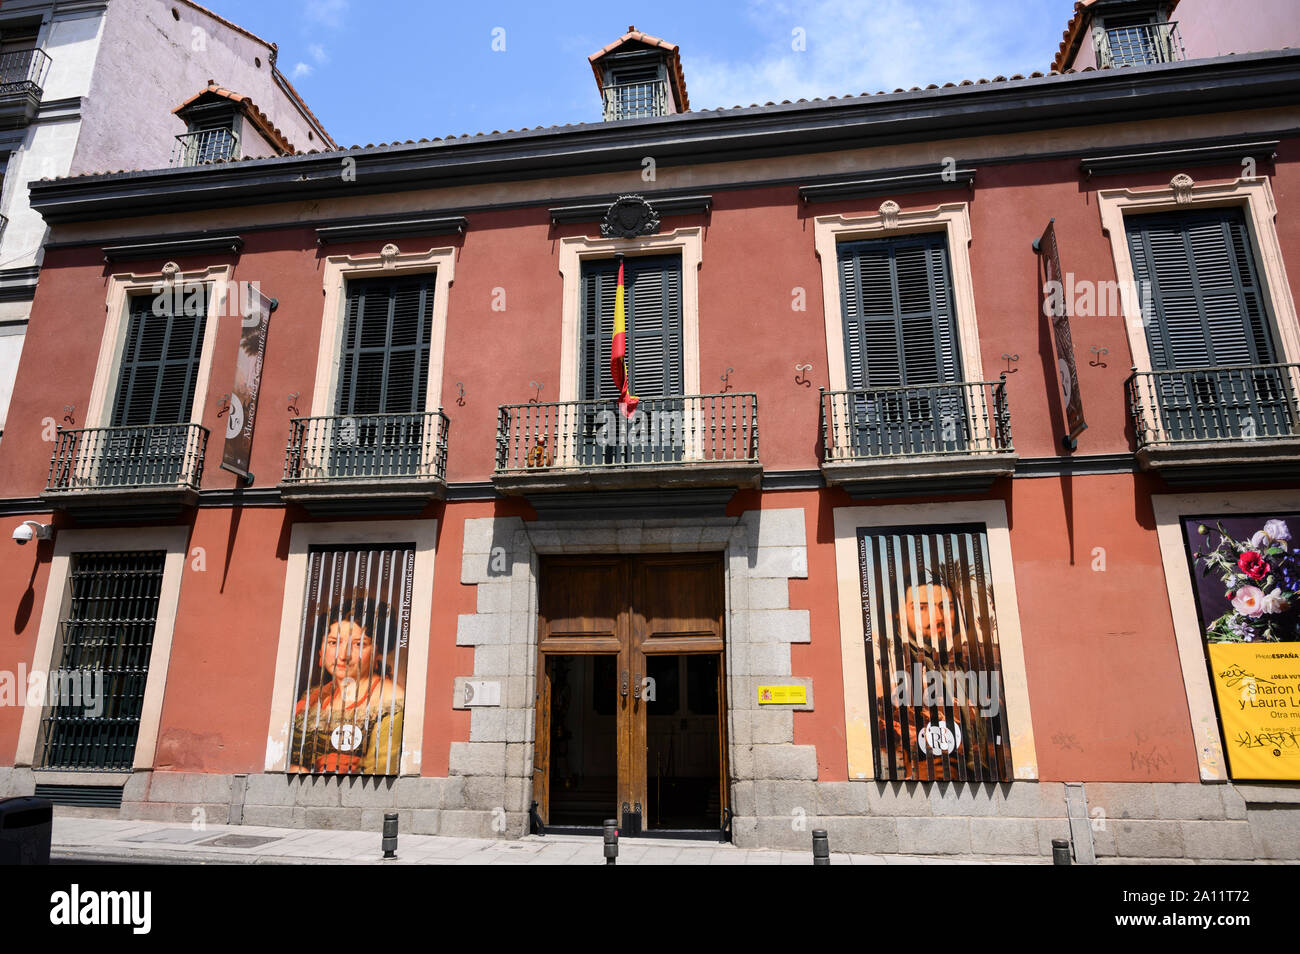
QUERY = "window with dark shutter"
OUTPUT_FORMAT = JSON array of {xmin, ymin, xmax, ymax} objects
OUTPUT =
[
  {"xmin": 100, "ymin": 290, "xmax": 207, "ymax": 486},
  {"xmin": 331, "ymin": 275, "xmax": 436, "ymax": 477},
  {"xmin": 837, "ymin": 233, "xmax": 966, "ymax": 455},
  {"xmin": 337, "ymin": 276, "xmax": 435, "ymax": 416},
  {"xmin": 578, "ymin": 255, "xmax": 684, "ymax": 463},
  {"xmin": 1127, "ymin": 208, "xmax": 1292, "ymax": 441},
  {"xmin": 111, "ymin": 291, "xmax": 208, "ymax": 428}
]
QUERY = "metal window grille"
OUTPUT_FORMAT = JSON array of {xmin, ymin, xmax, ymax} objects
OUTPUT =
[
  {"xmin": 857, "ymin": 526, "xmax": 1013, "ymax": 782},
  {"xmin": 38, "ymin": 551, "xmax": 166, "ymax": 771}
]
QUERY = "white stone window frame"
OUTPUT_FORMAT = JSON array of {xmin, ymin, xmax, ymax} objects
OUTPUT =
[
  {"xmin": 1151, "ymin": 489, "xmax": 1300, "ymax": 783},
  {"xmin": 15, "ymin": 526, "xmax": 191, "ymax": 781},
  {"xmin": 86, "ymin": 264, "xmax": 232, "ymax": 429},
  {"xmin": 1098, "ymin": 175, "xmax": 1300, "ymax": 375},
  {"xmin": 813, "ymin": 203, "xmax": 991, "ymax": 454},
  {"xmin": 310, "ymin": 245, "xmax": 457, "ymax": 419},
  {"xmin": 832, "ymin": 500, "xmax": 1039, "ymax": 781},
  {"xmin": 263, "ymin": 518, "xmax": 439, "ymax": 778}
]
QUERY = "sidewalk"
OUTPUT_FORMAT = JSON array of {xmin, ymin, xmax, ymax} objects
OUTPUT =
[{"xmin": 50, "ymin": 813, "xmax": 1059, "ymax": 865}]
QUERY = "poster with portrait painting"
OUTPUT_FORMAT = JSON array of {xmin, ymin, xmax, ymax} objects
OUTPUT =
[
  {"xmin": 289, "ymin": 544, "xmax": 415, "ymax": 776},
  {"xmin": 857, "ymin": 524, "xmax": 1012, "ymax": 783}
]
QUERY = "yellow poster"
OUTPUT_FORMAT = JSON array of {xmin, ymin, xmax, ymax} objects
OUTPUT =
[{"xmin": 1207, "ymin": 643, "xmax": 1300, "ymax": 781}]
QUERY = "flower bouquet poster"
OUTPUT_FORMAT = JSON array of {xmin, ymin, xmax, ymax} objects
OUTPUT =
[{"xmin": 1182, "ymin": 515, "xmax": 1300, "ymax": 780}]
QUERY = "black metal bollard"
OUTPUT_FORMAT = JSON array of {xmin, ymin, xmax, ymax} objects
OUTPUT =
[
  {"xmin": 812, "ymin": 829, "xmax": 830, "ymax": 866},
  {"xmin": 603, "ymin": 818, "xmax": 619, "ymax": 865},
  {"xmin": 382, "ymin": 812, "xmax": 399, "ymax": 859},
  {"xmin": 1052, "ymin": 837, "xmax": 1072, "ymax": 865}
]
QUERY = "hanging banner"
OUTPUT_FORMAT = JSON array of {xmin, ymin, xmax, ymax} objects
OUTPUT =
[
  {"xmin": 1036, "ymin": 220, "xmax": 1087, "ymax": 447},
  {"xmin": 220, "ymin": 284, "xmax": 276, "ymax": 482}
]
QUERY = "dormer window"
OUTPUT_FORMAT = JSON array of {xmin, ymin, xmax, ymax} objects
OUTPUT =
[
  {"xmin": 602, "ymin": 52, "xmax": 667, "ymax": 120},
  {"xmin": 173, "ymin": 100, "xmax": 239, "ymax": 165},
  {"xmin": 171, "ymin": 86, "xmax": 296, "ymax": 167},
  {"xmin": 1093, "ymin": 5, "xmax": 1183, "ymax": 68},
  {"xmin": 589, "ymin": 27, "xmax": 689, "ymax": 123}
]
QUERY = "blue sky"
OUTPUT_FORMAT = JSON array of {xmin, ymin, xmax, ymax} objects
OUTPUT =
[{"xmin": 204, "ymin": 0, "xmax": 1079, "ymax": 148}]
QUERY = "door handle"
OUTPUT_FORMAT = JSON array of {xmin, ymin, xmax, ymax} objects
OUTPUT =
[
  {"xmin": 633, "ymin": 673, "xmax": 642, "ymax": 700},
  {"xmin": 621, "ymin": 670, "xmax": 629, "ymax": 697}
]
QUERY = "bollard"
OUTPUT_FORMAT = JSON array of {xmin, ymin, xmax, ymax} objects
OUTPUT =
[
  {"xmin": 603, "ymin": 818, "xmax": 619, "ymax": 865},
  {"xmin": 1051, "ymin": 837, "xmax": 1072, "ymax": 865},
  {"xmin": 382, "ymin": 812, "xmax": 399, "ymax": 859},
  {"xmin": 812, "ymin": 829, "xmax": 830, "ymax": 866}
]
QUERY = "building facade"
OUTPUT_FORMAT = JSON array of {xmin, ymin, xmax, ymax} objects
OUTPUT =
[
  {"xmin": 0, "ymin": 0, "xmax": 333, "ymax": 443},
  {"xmin": 1, "ymin": 7, "xmax": 1299, "ymax": 861}
]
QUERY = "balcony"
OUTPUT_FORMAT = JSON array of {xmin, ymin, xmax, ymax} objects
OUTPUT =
[
  {"xmin": 280, "ymin": 410, "xmax": 450, "ymax": 514},
  {"xmin": 1098, "ymin": 21, "xmax": 1183, "ymax": 69},
  {"xmin": 493, "ymin": 393, "xmax": 759, "ymax": 515},
  {"xmin": 820, "ymin": 380, "xmax": 1017, "ymax": 496},
  {"xmin": 0, "ymin": 47, "xmax": 51, "ymax": 128},
  {"xmin": 42, "ymin": 423, "xmax": 209, "ymax": 520},
  {"xmin": 1128, "ymin": 364, "xmax": 1300, "ymax": 483},
  {"xmin": 601, "ymin": 79, "xmax": 668, "ymax": 121},
  {"xmin": 170, "ymin": 127, "xmax": 240, "ymax": 167}
]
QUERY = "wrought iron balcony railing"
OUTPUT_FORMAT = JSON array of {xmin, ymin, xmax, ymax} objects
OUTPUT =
[
  {"xmin": 601, "ymin": 79, "xmax": 668, "ymax": 120},
  {"xmin": 45, "ymin": 423, "xmax": 209, "ymax": 493},
  {"xmin": 1127, "ymin": 364, "xmax": 1300, "ymax": 448},
  {"xmin": 0, "ymin": 47, "xmax": 51, "ymax": 93},
  {"xmin": 283, "ymin": 410, "xmax": 450, "ymax": 484},
  {"xmin": 170, "ymin": 127, "xmax": 240, "ymax": 166},
  {"xmin": 495, "ymin": 393, "xmax": 758, "ymax": 473},
  {"xmin": 821, "ymin": 380, "xmax": 1013, "ymax": 462},
  {"xmin": 1098, "ymin": 20, "xmax": 1183, "ymax": 69}
]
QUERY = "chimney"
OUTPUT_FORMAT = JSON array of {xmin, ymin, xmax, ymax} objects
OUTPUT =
[{"xmin": 589, "ymin": 27, "xmax": 688, "ymax": 121}]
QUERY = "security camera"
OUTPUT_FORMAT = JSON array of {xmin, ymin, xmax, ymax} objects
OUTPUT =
[{"xmin": 12, "ymin": 521, "xmax": 52, "ymax": 545}]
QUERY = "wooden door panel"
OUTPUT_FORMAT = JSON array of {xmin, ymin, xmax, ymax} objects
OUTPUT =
[
  {"xmin": 538, "ymin": 558, "xmax": 624, "ymax": 643},
  {"xmin": 635, "ymin": 555, "xmax": 725, "ymax": 642}
]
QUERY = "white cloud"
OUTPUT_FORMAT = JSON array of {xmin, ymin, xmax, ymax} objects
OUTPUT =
[
  {"xmin": 292, "ymin": 61, "xmax": 313, "ymax": 79},
  {"xmin": 303, "ymin": 0, "xmax": 348, "ymax": 29},
  {"xmin": 308, "ymin": 43, "xmax": 329, "ymax": 65},
  {"xmin": 687, "ymin": 0, "xmax": 1059, "ymax": 110}
]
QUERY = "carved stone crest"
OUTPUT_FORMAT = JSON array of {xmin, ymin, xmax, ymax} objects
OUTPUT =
[
  {"xmin": 878, "ymin": 200, "xmax": 901, "ymax": 230},
  {"xmin": 601, "ymin": 195, "xmax": 660, "ymax": 239},
  {"xmin": 380, "ymin": 243, "xmax": 400, "ymax": 269},
  {"xmin": 1170, "ymin": 173, "xmax": 1195, "ymax": 205}
]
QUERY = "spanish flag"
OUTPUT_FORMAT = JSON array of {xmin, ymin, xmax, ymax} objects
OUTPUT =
[{"xmin": 611, "ymin": 259, "xmax": 638, "ymax": 418}]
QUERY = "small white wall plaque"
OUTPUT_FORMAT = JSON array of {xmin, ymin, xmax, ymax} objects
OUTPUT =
[{"xmin": 464, "ymin": 680, "xmax": 502, "ymax": 707}]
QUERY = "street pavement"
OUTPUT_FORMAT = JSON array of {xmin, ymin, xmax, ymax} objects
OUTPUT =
[{"xmin": 50, "ymin": 812, "xmax": 1064, "ymax": 865}]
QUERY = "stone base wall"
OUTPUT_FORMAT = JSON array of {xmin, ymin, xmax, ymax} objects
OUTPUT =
[{"xmin": 6, "ymin": 764, "xmax": 1298, "ymax": 860}]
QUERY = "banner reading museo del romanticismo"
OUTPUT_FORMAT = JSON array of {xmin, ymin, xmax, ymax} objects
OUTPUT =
[
  {"xmin": 1037, "ymin": 220, "xmax": 1087, "ymax": 446},
  {"xmin": 1183, "ymin": 514, "xmax": 1300, "ymax": 780},
  {"xmin": 220, "ymin": 284, "xmax": 276, "ymax": 482}
]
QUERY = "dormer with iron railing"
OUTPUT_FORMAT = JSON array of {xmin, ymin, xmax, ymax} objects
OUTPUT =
[
  {"xmin": 0, "ymin": 45, "xmax": 50, "ymax": 128},
  {"xmin": 170, "ymin": 85, "xmax": 296, "ymax": 167},
  {"xmin": 1052, "ymin": 0, "xmax": 1184, "ymax": 73},
  {"xmin": 1095, "ymin": 17, "xmax": 1183, "ymax": 68},
  {"xmin": 589, "ymin": 27, "xmax": 689, "ymax": 122}
]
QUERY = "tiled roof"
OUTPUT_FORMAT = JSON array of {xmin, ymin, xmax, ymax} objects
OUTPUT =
[
  {"xmin": 589, "ymin": 26, "xmax": 689, "ymax": 112},
  {"xmin": 61, "ymin": 57, "xmax": 1264, "ymax": 179},
  {"xmin": 173, "ymin": 86, "xmax": 295, "ymax": 155}
]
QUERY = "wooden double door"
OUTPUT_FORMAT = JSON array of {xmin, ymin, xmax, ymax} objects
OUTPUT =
[{"xmin": 533, "ymin": 554, "xmax": 728, "ymax": 835}]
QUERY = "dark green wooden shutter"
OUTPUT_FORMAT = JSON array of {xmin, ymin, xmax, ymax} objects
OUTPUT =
[
  {"xmin": 110, "ymin": 291, "xmax": 207, "ymax": 427},
  {"xmin": 579, "ymin": 255, "xmax": 683, "ymax": 401},
  {"xmin": 837, "ymin": 233, "xmax": 961, "ymax": 390},
  {"xmin": 336, "ymin": 276, "xmax": 435, "ymax": 416},
  {"xmin": 1126, "ymin": 208, "xmax": 1277, "ymax": 370}
]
